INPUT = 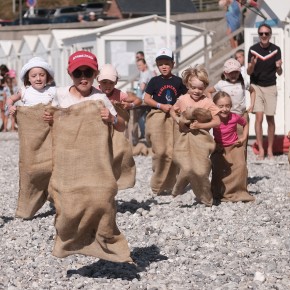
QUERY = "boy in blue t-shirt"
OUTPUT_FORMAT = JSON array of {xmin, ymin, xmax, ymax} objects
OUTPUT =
[{"xmin": 144, "ymin": 48, "xmax": 187, "ymax": 195}]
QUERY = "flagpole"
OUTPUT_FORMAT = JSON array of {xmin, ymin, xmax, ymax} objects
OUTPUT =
[{"xmin": 166, "ymin": 0, "xmax": 170, "ymax": 48}]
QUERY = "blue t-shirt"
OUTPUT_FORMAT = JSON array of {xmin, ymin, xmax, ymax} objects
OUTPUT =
[{"xmin": 145, "ymin": 75, "xmax": 187, "ymax": 105}]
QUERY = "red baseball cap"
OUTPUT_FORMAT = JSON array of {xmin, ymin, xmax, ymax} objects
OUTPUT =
[{"xmin": 68, "ymin": 51, "xmax": 98, "ymax": 73}]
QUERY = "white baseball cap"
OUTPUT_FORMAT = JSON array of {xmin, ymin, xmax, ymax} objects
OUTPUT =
[{"xmin": 155, "ymin": 47, "xmax": 174, "ymax": 61}]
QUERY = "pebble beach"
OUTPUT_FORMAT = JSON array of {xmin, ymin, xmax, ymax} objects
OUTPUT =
[{"xmin": 1, "ymin": 132, "xmax": 290, "ymax": 290}]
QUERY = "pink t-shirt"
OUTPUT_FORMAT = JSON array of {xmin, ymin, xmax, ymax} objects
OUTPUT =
[
  {"xmin": 173, "ymin": 94, "xmax": 220, "ymax": 117},
  {"xmin": 213, "ymin": 112, "xmax": 247, "ymax": 146}
]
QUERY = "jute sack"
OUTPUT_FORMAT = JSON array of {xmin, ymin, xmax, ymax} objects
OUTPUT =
[
  {"xmin": 237, "ymin": 111, "xmax": 249, "ymax": 160},
  {"xmin": 211, "ymin": 144, "xmax": 255, "ymax": 202},
  {"xmin": 172, "ymin": 129, "xmax": 215, "ymax": 206},
  {"xmin": 15, "ymin": 104, "xmax": 52, "ymax": 219},
  {"xmin": 111, "ymin": 129, "xmax": 136, "ymax": 190},
  {"xmin": 111, "ymin": 104, "xmax": 135, "ymax": 190},
  {"xmin": 49, "ymin": 100, "xmax": 132, "ymax": 262},
  {"xmin": 146, "ymin": 110, "xmax": 180, "ymax": 194}
]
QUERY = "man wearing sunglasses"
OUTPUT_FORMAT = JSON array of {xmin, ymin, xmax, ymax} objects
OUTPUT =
[{"xmin": 247, "ymin": 23, "xmax": 283, "ymax": 160}]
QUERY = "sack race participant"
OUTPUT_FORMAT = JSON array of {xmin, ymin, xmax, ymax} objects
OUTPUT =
[
  {"xmin": 49, "ymin": 101, "xmax": 132, "ymax": 262},
  {"xmin": 47, "ymin": 51, "xmax": 132, "ymax": 262},
  {"xmin": 172, "ymin": 108, "xmax": 216, "ymax": 206},
  {"xmin": 170, "ymin": 66, "xmax": 221, "ymax": 206},
  {"xmin": 146, "ymin": 109, "xmax": 181, "ymax": 193},
  {"xmin": 143, "ymin": 48, "xmax": 187, "ymax": 194},
  {"xmin": 97, "ymin": 64, "xmax": 138, "ymax": 190},
  {"xmin": 211, "ymin": 91, "xmax": 255, "ymax": 202},
  {"xmin": 111, "ymin": 104, "xmax": 136, "ymax": 190},
  {"xmin": 16, "ymin": 104, "xmax": 53, "ymax": 218},
  {"xmin": 6, "ymin": 57, "xmax": 56, "ymax": 219}
]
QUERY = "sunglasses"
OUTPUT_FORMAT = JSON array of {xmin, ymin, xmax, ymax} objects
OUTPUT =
[
  {"xmin": 258, "ymin": 32, "xmax": 270, "ymax": 36},
  {"xmin": 72, "ymin": 68, "xmax": 94, "ymax": 78}
]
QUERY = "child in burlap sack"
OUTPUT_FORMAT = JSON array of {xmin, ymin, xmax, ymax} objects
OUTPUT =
[
  {"xmin": 97, "ymin": 64, "xmax": 139, "ymax": 189},
  {"xmin": 170, "ymin": 65, "xmax": 220, "ymax": 206},
  {"xmin": 5, "ymin": 57, "xmax": 56, "ymax": 219},
  {"xmin": 47, "ymin": 51, "xmax": 132, "ymax": 263},
  {"xmin": 143, "ymin": 48, "xmax": 187, "ymax": 195},
  {"xmin": 206, "ymin": 58, "xmax": 256, "ymax": 160},
  {"xmin": 6, "ymin": 57, "xmax": 55, "ymax": 115},
  {"xmin": 211, "ymin": 91, "xmax": 255, "ymax": 202},
  {"xmin": 97, "ymin": 63, "xmax": 142, "ymax": 110},
  {"xmin": 48, "ymin": 51, "xmax": 124, "ymax": 130}
]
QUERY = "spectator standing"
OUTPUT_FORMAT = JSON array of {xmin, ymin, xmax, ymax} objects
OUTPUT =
[
  {"xmin": 0, "ymin": 78, "xmax": 7, "ymax": 131},
  {"xmin": 219, "ymin": 0, "xmax": 241, "ymax": 48},
  {"xmin": 235, "ymin": 49, "xmax": 247, "ymax": 82},
  {"xmin": 4, "ymin": 70, "xmax": 18, "ymax": 131},
  {"xmin": 77, "ymin": 13, "xmax": 87, "ymax": 23},
  {"xmin": 88, "ymin": 11, "xmax": 96, "ymax": 21},
  {"xmin": 135, "ymin": 51, "xmax": 145, "ymax": 61},
  {"xmin": 135, "ymin": 58, "xmax": 155, "ymax": 141},
  {"xmin": 247, "ymin": 23, "xmax": 283, "ymax": 160},
  {"xmin": 0, "ymin": 64, "xmax": 9, "ymax": 131}
]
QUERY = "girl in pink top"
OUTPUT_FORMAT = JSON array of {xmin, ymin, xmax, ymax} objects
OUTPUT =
[
  {"xmin": 211, "ymin": 91, "xmax": 254, "ymax": 203},
  {"xmin": 213, "ymin": 91, "xmax": 248, "ymax": 147}
]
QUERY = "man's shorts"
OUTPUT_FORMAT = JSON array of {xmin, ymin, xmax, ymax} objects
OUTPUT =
[{"xmin": 252, "ymin": 84, "xmax": 277, "ymax": 116}]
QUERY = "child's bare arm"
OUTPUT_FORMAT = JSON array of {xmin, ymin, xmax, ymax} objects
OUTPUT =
[
  {"xmin": 169, "ymin": 105, "xmax": 180, "ymax": 124},
  {"xmin": 189, "ymin": 114, "xmax": 221, "ymax": 130},
  {"xmin": 100, "ymin": 107, "xmax": 126, "ymax": 132},
  {"xmin": 144, "ymin": 93, "xmax": 171, "ymax": 113},
  {"xmin": 6, "ymin": 91, "xmax": 21, "ymax": 115},
  {"xmin": 236, "ymin": 121, "xmax": 249, "ymax": 146},
  {"xmin": 121, "ymin": 92, "xmax": 142, "ymax": 110},
  {"xmin": 205, "ymin": 86, "xmax": 216, "ymax": 99}
]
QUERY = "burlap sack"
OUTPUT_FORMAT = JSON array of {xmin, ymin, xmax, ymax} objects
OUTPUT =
[
  {"xmin": 111, "ymin": 104, "xmax": 135, "ymax": 190},
  {"xmin": 111, "ymin": 129, "xmax": 136, "ymax": 190},
  {"xmin": 237, "ymin": 111, "xmax": 249, "ymax": 160},
  {"xmin": 15, "ymin": 104, "xmax": 52, "ymax": 219},
  {"xmin": 211, "ymin": 144, "xmax": 255, "ymax": 202},
  {"xmin": 172, "ymin": 129, "xmax": 216, "ymax": 206},
  {"xmin": 146, "ymin": 110, "xmax": 180, "ymax": 194},
  {"xmin": 49, "ymin": 100, "xmax": 132, "ymax": 263}
]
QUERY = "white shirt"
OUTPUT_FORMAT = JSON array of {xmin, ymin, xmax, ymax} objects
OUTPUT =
[
  {"xmin": 21, "ymin": 85, "xmax": 56, "ymax": 106},
  {"xmin": 52, "ymin": 86, "xmax": 117, "ymax": 116},
  {"xmin": 214, "ymin": 80, "xmax": 249, "ymax": 115}
]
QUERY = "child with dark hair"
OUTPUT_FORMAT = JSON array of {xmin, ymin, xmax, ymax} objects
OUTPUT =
[
  {"xmin": 144, "ymin": 48, "xmax": 187, "ymax": 195},
  {"xmin": 6, "ymin": 57, "xmax": 55, "ymax": 116}
]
